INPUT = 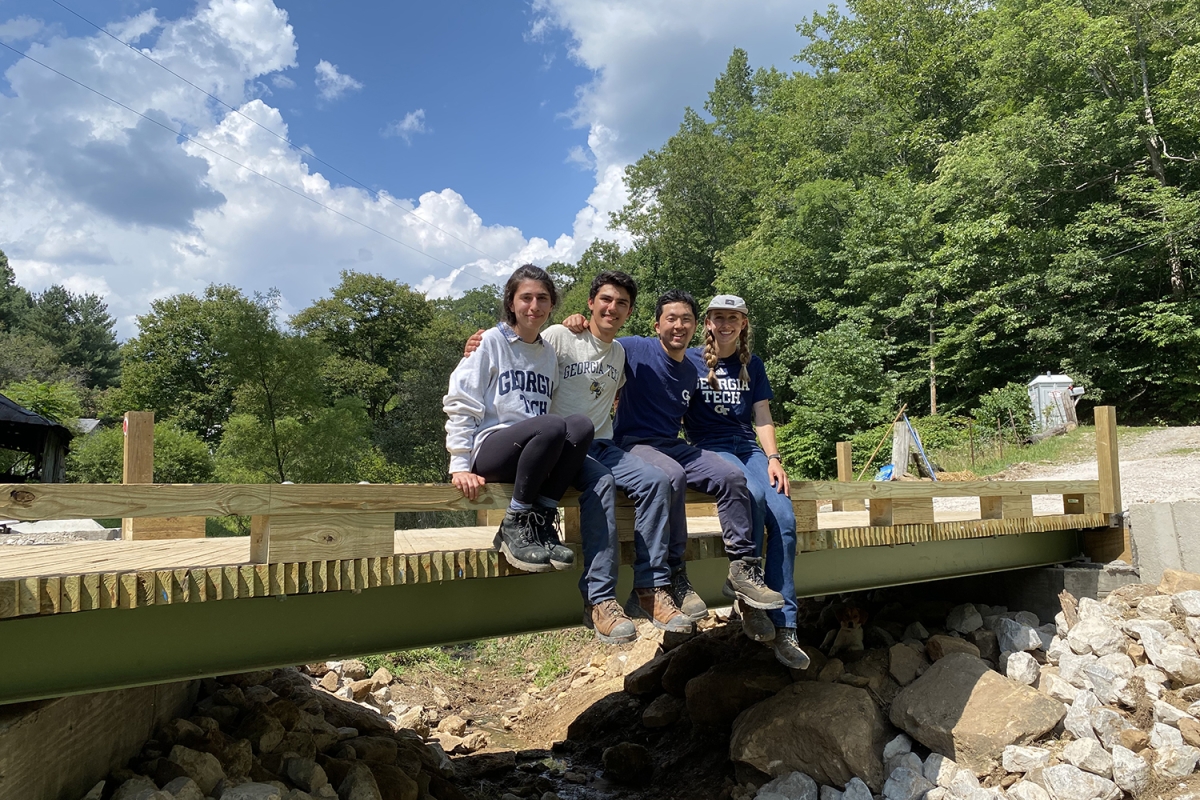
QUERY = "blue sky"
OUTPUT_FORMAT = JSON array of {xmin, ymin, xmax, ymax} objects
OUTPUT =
[{"xmin": 0, "ymin": 0, "xmax": 811, "ymax": 333}]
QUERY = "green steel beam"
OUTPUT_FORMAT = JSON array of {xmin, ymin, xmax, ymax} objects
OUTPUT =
[{"xmin": 0, "ymin": 530, "xmax": 1081, "ymax": 705}]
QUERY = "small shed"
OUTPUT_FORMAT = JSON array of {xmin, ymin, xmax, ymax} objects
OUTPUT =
[
  {"xmin": 0, "ymin": 392, "xmax": 73, "ymax": 482},
  {"xmin": 1027, "ymin": 373, "xmax": 1084, "ymax": 433}
]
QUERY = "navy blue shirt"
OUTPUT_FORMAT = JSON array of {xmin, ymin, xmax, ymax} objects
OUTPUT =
[
  {"xmin": 612, "ymin": 336, "xmax": 697, "ymax": 442},
  {"xmin": 683, "ymin": 348, "xmax": 773, "ymax": 447}
]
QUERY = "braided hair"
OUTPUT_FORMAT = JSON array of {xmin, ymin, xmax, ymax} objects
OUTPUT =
[{"xmin": 703, "ymin": 313, "xmax": 752, "ymax": 389}]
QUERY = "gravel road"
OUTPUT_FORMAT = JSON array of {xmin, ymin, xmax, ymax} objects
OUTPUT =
[{"xmin": 935, "ymin": 426, "xmax": 1200, "ymax": 514}]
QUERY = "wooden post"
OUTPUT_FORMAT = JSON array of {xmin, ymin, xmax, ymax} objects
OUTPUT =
[
  {"xmin": 121, "ymin": 411, "xmax": 204, "ymax": 540},
  {"xmin": 1095, "ymin": 405, "xmax": 1122, "ymax": 515},
  {"xmin": 1085, "ymin": 405, "xmax": 1131, "ymax": 564},
  {"xmin": 891, "ymin": 422, "xmax": 911, "ymax": 478},
  {"xmin": 833, "ymin": 442, "xmax": 865, "ymax": 513}
]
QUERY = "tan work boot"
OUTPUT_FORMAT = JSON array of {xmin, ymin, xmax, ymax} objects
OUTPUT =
[
  {"xmin": 623, "ymin": 587, "xmax": 693, "ymax": 634},
  {"xmin": 583, "ymin": 598, "xmax": 637, "ymax": 644}
]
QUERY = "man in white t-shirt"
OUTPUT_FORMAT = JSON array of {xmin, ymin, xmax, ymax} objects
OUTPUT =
[{"xmin": 468, "ymin": 272, "xmax": 691, "ymax": 643}]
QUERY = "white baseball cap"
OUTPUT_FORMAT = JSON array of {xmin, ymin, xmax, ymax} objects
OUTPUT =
[{"xmin": 705, "ymin": 294, "xmax": 748, "ymax": 314}]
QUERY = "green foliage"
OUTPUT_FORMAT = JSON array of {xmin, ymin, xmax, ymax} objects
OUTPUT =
[
  {"xmin": 214, "ymin": 401, "xmax": 370, "ymax": 484},
  {"xmin": 25, "ymin": 286, "xmax": 120, "ymax": 388},
  {"xmin": 776, "ymin": 322, "xmax": 897, "ymax": 477},
  {"xmin": 974, "ymin": 382, "xmax": 1035, "ymax": 440},
  {"xmin": 848, "ymin": 415, "xmax": 973, "ymax": 476},
  {"xmin": 66, "ymin": 422, "xmax": 215, "ymax": 484},
  {"xmin": 2, "ymin": 379, "xmax": 83, "ymax": 427}
]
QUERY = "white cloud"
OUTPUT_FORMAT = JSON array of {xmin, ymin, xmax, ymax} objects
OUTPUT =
[
  {"xmin": 0, "ymin": 0, "xmax": 822, "ymax": 334},
  {"xmin": 271, "ymin": 73, "xmax": 295, "ymax": 89},
  {"xmin": 0, "ymin": 15, "xmax": 43, "ymax": 43},
  {"xmin": 313, "ymin": 59, "xmax": 361, "ymax": 101},
  {"xmin": 381, "ymin": 109, "xmax": 427, "ymax": 144}
]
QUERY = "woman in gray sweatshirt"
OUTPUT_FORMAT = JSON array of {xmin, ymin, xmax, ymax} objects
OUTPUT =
[{"xmin": 443, "ymin": 264, "xmax": 594, "ymax": 573}]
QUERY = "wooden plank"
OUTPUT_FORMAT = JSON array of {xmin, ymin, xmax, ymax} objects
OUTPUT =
[
  {"xmin": 173, "ymin": 569, "xmax": 189, "ymax": 603},
  {"xmin": 0, "ymin": 579, "xmax": 17, "ymax": 618},
  {"xmin": 980, "ymin": 495, "xmax": 1034, "ymax": 520},
  {"xmin": 254, "ymin": 512, "xmax": 394, "ymax": 564},
  {"xmin": 121, "ymin": 410, "xmax": 154, "ymax": 540},
  {"xmin": 39, "ymin": 576, "xmax": 60, "ymax": 614},
  {"xmin": 250, "ymin": 515, "xmax": 270, "ymax": 563},
  {"xmin": 0, "ymin": 479, "xmax": 1104, "ymax": 522},
  {"xmin": 81, "ymin": 573, "xmax": 100, "ymax": 611},
  {"xmin": 61, "ymin": 574, "xmax": 81, "ymax": 612},
  {"xmin": 1095, "ymin": 406, "xmax": 1122, "ymax": 515},
  {"xmin": 1064, "ymin": 493, "xmax": 1101, "ymax": 515},
  {"xmin": 563, "ymin": 506, "xmax": 581, "ymax": 544},
  {"xmin": 118, "ymin": 573, "xmax": 138, "ymax": 609},
  {"xmin": 1083, "ymin": 527, "xmax": 1131, "ymax": 564},
  {"xmin": 793, "ymin": 499, "xmax": 818, "ymax": 533},
  {"xmin": 126, "ymin": 517, "xmax": 206, "ymax": 541},
  {"xmin": 869, "ymin": 498, "xmax": 893, "ymax": 527},
  {"xmin": 686, "ymin": 502, "xmax": 718, "ymax": 518},
  {"xmin": 833, "ymin": 442, "xmax": 866, "ymax": 512},
  {"xmin": 188, "ymin": 569, "xmax": 206, "ymax": 603}
]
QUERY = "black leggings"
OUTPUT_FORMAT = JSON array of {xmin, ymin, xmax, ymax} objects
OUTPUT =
[{"xmin": 473, "ymin": 414, "xmax": 594, "ymax": 505}]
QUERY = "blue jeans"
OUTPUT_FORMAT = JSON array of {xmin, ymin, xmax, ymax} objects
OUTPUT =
[
  {"xmin": 574, "ymin": 439, "xmax": 674, "ymax": 605},
  {"xmin": 710, "ymin": 442, "xmax": 798, "ymax": 628}
]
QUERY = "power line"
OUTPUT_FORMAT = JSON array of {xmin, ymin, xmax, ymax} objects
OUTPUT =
[{"xmin": 48, "ymin": 0, "xmax": 510, "ymax": 266}]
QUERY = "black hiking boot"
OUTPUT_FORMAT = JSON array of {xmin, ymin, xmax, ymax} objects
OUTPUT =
[
  {"xmin": 493, "ymin": 509, "xmax": 553, "ymax": 573},
  {"xmin": 531, "ymin": 508, "xmax": 575, "ymax": 570},
  {"xmin": 669, "ymin": 563, "xmax": 708, "ymax": 622},
  {"xmin": 722, "ymin": 557, "xmax": 785, "ymax": 610},
  {"xmin": 773, "ymin": 626, "xmax": 811, "ymax": 670},
  {"xmin": 734, "ymin": 599, "xmax": 776, "ymax": 642}
]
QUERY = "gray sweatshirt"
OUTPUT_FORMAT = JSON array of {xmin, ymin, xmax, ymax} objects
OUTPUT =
[{"xmin": 442, "ymin": 323, "xmax": 559, "ymax": 474}]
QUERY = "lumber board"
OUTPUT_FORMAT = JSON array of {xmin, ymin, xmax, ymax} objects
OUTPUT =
[
  {"xmin": 250, "ymin": 512, "xmax": 394, "ymax": 564},
  {"xmin": 0, "ymin": 479, "xmax": 1102, "ymax": 521},
  {"xmin": 1063, "ymin": 493, "xmax": 1101, "ymax": 515},
  {"xmin": 980, "ymin": 495, "xmax": 1034, "ymax": 520}
]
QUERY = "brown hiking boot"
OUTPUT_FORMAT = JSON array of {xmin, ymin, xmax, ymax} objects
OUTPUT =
[
  {"xmin": 623, "ymin": 587, "xmax": 693, "ymax": 634},
  {"xmin": 584, "ymin": 599, "xmax": 637, "ymax": 644}
]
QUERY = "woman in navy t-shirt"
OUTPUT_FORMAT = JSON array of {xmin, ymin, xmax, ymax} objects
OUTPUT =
[{"xmin": 684, "ymin": 295, "xmax": 805, "ymax": 669}]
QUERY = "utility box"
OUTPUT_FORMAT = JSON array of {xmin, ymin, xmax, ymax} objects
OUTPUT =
[{"xmin": 1028, "ymin": 373, "xmax": 1084, "ymax": 432}]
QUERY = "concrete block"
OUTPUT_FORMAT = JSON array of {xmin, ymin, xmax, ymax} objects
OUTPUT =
[
  {"xmin": 1130, "ymin": 502, "xmax": 1200, "ymax": 586},
  {"xmin": 0, "ymin": 680, "xmax": 198, "ymax": 800}
]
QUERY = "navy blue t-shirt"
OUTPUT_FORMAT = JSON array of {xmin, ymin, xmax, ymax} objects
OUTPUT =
[
  {"xmin": 683, "ymin": 348, "xmax": 773, "ymax": 446},
  {"xmin": 612, "ymin": 336, "xmax": 698, "ymax": 442}
]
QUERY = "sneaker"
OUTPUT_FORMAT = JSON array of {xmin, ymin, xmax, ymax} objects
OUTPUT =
[
  {"xmin": 773, "ymin": 627, "xmax": 811, "ymax": 670},
  {"xmin": 584, "ymin": 598, "xmax": 637, "ymax": 644},
  {"xmin": 722, "ymin": 557, "xmax": 785, "ymax": 610},
  {"xmin": 493, "ymin": 509, "xmax": 553, "ymax": 573},
  {"xmin": 531, "ymin": 508, "xmax": 575, "ymax": 570},
  {"xmin": 669, "ymin": 563, "xmax": 708, "ymax": 622},
  {"xmin": 624, "ymin": 587, "xmax": 693, "ymax": 634},
  {"xmin": 736, "ymin": 599, "xmax": 776, "ymax": 642}
]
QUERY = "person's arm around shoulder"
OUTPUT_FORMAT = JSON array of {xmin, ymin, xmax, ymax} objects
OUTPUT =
[{"xmin": 444, "ymin": 331, "xmax": 494, "ymax": 499}]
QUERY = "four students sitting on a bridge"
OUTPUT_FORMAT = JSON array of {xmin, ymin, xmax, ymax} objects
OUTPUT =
[{"xmin": 443, "ymin": 265, "xmax": 807, "ymax": 668}]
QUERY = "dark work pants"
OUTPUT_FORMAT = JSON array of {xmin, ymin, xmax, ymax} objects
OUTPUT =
[
  {"xmin": 574, "ymin": 439, "xmax": 673, "ymax": 605},
  {"xmin": 473, "ymin": 414, "xmax": 594, "ymax": 504},
  {"xmin": 619, "ymin": 435, "xmax": 756, "ymax": 562}
]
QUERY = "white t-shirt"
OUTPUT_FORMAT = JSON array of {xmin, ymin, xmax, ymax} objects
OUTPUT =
[{"xmin": 542, "ymin": 324, "xmax": 625, "ymax": 440}]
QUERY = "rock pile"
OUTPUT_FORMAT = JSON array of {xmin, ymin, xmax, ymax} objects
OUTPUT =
[
  {"xmin": 78, "ymin": 667, "xmax": 466, "ymax": 800},
  {"xmin": 673, "ymin": 567, "xmax": 1200, "ymax": 800}
]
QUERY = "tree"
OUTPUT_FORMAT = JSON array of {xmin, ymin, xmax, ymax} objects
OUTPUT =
[
  {"xmin": 214, "ymin": 401, "xmax": 370, "ymax": 484},
  {"xmin": 120, "ymin": 285, "xmax": 253, "ymax": 443},
  {"xmin": 0, "ymin": 248, "xmax": 31, "ymax": 333},
  {"xmin": 1, "ymin": 379, "xmax": 83, "ymax": 427},
  {"xmin": 66, "ymin": 422, "xmax": 215, "ymax": 484},
  {"xmin": 292, "ymin": 271, "xmax": 432, "ymax": 420},
  {"xmin": 25, "ymin": 286, "xmax": 120, "ymax": 388}
]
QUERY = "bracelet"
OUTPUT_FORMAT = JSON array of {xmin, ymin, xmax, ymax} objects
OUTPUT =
[{"xmin": 767, "ymin": 454, "xmax": 782, "ymax": 462}]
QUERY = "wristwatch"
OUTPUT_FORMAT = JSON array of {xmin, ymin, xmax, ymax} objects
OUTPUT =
[{"xmin": 766, "ymin": 453, "xmax": 782, "ymax": 462}]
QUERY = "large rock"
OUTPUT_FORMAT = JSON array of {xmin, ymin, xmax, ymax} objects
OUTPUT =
[
  {"xmin": 757, "ymin": 771, "xmax": 819, "ymax": 800},
  {"xmin": 624, "ymin": 649, "xmax": 674, "ymax": 696},
  {"xmin": 926, "ymin": 636, "xmax": 980, "ymax": 662},
  {"xmin": 889, "ymin": 644, "xmax": 929, "ymax": 687},
  {"xmin": 888, "ymin": 653, "xmax": 1065, "ymax": 775},
  {"xmin": 731, "ymin": 682, "xmax": 889, "ymax": 790},
  {"xmin": 1060, "ymin": 739, "xmax": 1112, "ymax": 778},
  {"xmin": 1002, "ymin": 746, "xmax": 1050, "ymax": 773},
  {"xmin": 1140, "ymin": 629, "xmax": 1200, "ymax": 684},
  {"xmin": 685, "ymin": 659, "xmax": 791, "ymax": 727},
  {"xmin": 602, "ymin": 742, "xmax": 653, "ymax": 786},
  {"xmin": 1066, "ymin": 618, "xmax": 1125, "ymax": 657},
  {"xmin": 661, "ymin": 637, "xmax": 730, "ymax": 696},
  {"xmin": 995, "ymin": 618, "xmax": 1042, "ymax": 653},
  {"xmin": 1160, "ymin": 569, "xmax": 1200, "ymax": 595},
  {"xmin": 1154, "ymin": 745, "xmax": 1200, "ymax": 779},
  {"xmin": 948, "ymin": 604, "xmax": 984, "ymax": 634},
  {"xmin": 1063, "ymin": 690, "xmax": 1099, "ymax": 741},
  {"xmin": 1041, "ymin": 764, "xmax": 1120, "ymax": 800},
  {"xmin": 882, "ymin": 767, "xmax": 933, "ymax": 800},
  {"xmin": 168, "ymin": 746, "xmax": 226, "ymax": 796},
  {"xmin": 1110, "ymin": 746, "xmax": 1150, "ymax": 795}
]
